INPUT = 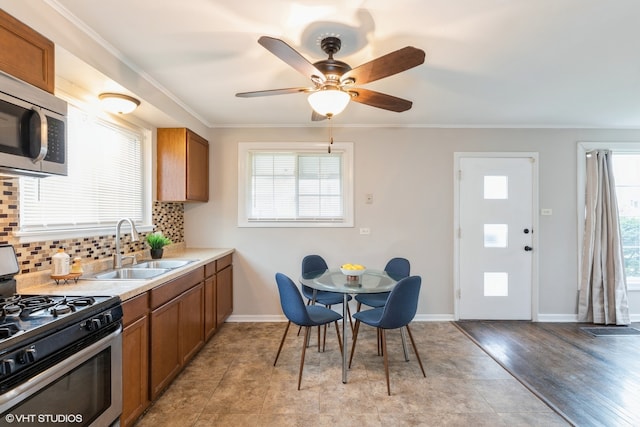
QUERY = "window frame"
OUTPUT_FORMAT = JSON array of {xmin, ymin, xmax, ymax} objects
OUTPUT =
[
  {"xmin": 237, "ymin": 141, "xmax": 354, "ymax": 228},
  {"xmin": 14, "ymin": 97, "xmax": 153, "ymax": 243}
]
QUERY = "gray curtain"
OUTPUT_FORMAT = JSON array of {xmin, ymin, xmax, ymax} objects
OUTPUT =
[{"xmin": 578, "ymin": 150, "xmax": 630, "ymax": 325}]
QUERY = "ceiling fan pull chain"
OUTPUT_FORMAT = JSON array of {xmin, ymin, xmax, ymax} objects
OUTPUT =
[{"xmin": 328, "ymin": 117, "xmax": 334, "ymax": 153}]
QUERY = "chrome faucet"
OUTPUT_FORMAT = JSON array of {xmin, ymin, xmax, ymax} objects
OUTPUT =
[{"xmin": 114, "ymin": 218, "xmax": 140, "ymax": 268}]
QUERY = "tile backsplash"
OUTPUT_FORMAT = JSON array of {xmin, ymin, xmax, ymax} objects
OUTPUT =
[{"xmin": 0, "ymin": 178, "xmax": 184, "ymax": 273}]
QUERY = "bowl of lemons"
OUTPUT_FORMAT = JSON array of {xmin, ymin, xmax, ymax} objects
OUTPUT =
[{"xmin": 340, "ymin": 263, "xmax": 366, "ymax": 279}]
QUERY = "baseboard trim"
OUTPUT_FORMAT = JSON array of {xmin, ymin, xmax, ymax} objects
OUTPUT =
[
  {"xmin": 227, "ymin": 314, "xmax": 455, "ymax": 322},
  {"xmin": 227, "ymin": 313, "xmax": 639, "ymax": 323},
  {"xmin": 537, "ymin": 314, "xmax": 579, "ymax": 322}
]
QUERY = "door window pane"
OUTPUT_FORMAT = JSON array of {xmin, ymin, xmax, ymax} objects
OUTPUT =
[
  {"xmin": 484, "ymin": 176, "xmax": 508, "ymax": 199},
  {"xmin": 484, "ymin": 272, "xmax": 508, "ymax": 296},
  {"xmin": 484, "ymin": 224, "xmax": 508, "ymax": 248}
]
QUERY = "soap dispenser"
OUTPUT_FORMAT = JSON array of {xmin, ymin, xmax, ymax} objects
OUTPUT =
[{"xmin": 52, "ymin": 247, "xmax": 70, "ymax": 276}]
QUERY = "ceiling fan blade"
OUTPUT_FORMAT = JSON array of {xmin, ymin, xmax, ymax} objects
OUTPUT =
[
  {"xmin": 341, "ymin": 46, "xmax": 425, "ymax": 85},
  {"xmin": 348, "ymin": 88, "xmax": 413, "ymax": 112},
  {"xmin": 258, "ymin": 36, "xmax": 326, "ymax": 82},
  {"xmin": 235, "ymin": 87, "xmax": 311, "ymax": 97},
  {"xmin": 311, "ymin": 110, "xmax": 327, "ymax": 121}
]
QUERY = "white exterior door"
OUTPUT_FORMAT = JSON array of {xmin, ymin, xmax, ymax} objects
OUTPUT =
[{"xmin": 456, "ymin": 155, "xmax": 536, "ymax": 320}]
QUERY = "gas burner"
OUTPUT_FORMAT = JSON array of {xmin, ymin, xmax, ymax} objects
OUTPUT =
[
  {"xmin": 50, "ymin": 304, "xmax": 74, "ymax": 316},
  {"xmin": 0, "ymin": 294, "xmax": 20, "ymax": 305},
  {"xmin": 68, "ymin": 297, "xmax": 96, "ymax": 307},
  {"xmin": 18, "ymin": 296, "xmax": 57, "ymax": 319}
]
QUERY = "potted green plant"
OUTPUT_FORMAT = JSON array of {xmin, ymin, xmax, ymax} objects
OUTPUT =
[{"xmin": 146, "ymin": 232, "xmax": 172, "ymax": 259}]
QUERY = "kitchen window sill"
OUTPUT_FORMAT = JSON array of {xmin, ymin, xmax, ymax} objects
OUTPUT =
[{"xmin": 14, "ymin": 224, "xmax": 154, "ymax": 244}]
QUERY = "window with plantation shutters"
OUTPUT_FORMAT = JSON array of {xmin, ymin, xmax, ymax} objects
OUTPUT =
[
  {"xmin": 18, "ymin": 104, "xmax": 148, "ymax": 238},
  {"xmin": 238, "ymin": 142, "xmax": 354, "ymax": 227}
]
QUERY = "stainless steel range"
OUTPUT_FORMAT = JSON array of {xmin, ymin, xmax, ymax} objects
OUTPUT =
[{"xmin": 0, "ymin": 245, "xmax": 123, "ymax": 427}]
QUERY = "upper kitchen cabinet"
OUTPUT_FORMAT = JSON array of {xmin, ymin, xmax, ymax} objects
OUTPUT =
[
  {"xmin": 0, "ymin": 9, "xmax": 55, "ymax": 93},
  {"xmin": 157, "ymin": 128, "xmax": 209, "ymax": 202}
]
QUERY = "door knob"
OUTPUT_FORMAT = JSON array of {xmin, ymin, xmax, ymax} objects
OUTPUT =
[{"xmin": 524, "ymin": 246, "xmax": 533, "ymax": 251}]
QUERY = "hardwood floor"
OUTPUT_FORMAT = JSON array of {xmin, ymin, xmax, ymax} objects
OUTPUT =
[{"xmin": 454, "ymin": 321, "xmax": 640, "ymax": 427}]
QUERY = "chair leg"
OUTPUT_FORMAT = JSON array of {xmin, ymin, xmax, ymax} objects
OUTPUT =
[
  {"xmin": 274, "ymin": 320, "xmax": 291, "ymax": 366},
  {"xmin": 401, "ymin": 327, "xmax": 409, "ymax": 362},
  {"xmin": 405, "ymin": 324, "xmax": 426, "ymax": 377},
  {"xmin": 356, "ymin": 301, "xmax": 362, "ymax": 313},
  {"xmin": 377, "ymin": 329, "xmax": 382, "ymax": 356},
  {"xmin": 348, "ymin": 319, "xmax": 361, "ymax": 368},
  {"xmin": 298, "ymin": 326, "xmax": 310, "ymax": 390},
  {"xmin": 381, "ymin": 328, "xmax": 391, "ymax": 396},
  {"xmin": 317, "ymin": 324, "xmax": 321, "ymax": 352},
  {"xmin": 332, "ymin": 320, "xmax": 343, "ymax": 357},
  {"xmin": 322, "ymin": 324, "xmax": 328, "ymax": 352}
]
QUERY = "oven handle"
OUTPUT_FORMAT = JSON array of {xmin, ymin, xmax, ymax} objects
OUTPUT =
[{"xmin": 0, "ymin": 325, "xmax": 122, "ymax": 413}]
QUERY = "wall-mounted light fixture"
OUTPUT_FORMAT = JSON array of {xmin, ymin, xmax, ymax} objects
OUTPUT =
[{"xmin": 98, "ymin": 93, "xmax": 140, "ymax": 114}]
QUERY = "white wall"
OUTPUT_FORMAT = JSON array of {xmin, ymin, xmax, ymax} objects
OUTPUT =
[
  {"xmin": 184, "ymin": 127, "xmax": 640, "ymax": 321},
  {"xmin": 4, "ymin": 0, "xmax": 638, "ymax": 321}
]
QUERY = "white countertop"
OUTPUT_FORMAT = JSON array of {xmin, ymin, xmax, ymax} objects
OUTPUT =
[{"xmin": 18, "ymin": 248, "xmax": 234, "ymax": 301}]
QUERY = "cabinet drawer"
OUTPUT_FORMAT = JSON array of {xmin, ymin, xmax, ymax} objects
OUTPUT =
[
  {"xmin": 122, "ymin": 293, "xmax": 149, "ymax": 326},
  {"xmin": 216, "ymin": 254, "xmax": 232, "ymax": 272},
  {"xmin": 150, "ymin": 267, "xmax": 204, "ymax": 309},
  {"xmin": 204, "ymin": 260, "xmax": 216, "ymax": 278}
]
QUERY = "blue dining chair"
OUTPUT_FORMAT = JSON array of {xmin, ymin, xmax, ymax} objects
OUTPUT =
[
  {"xmin": 301, "ymin": 255, "xmax": 353, "ymax": 333},
  {"xmin": 273, "ymin": 272, "xmax": 343, "ymax": 390},
  {"xmin": 354, "ymin": 257, "xmax": 410, "ymax": 312},
  {"xmin": 348, "ymin": 275, "xmax": 425, "ymax": 395}
]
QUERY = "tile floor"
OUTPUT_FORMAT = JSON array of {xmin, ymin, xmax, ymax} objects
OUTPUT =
[{"xmin": 134, "ymin": 322, "xmax": 569, "ymax": 427}]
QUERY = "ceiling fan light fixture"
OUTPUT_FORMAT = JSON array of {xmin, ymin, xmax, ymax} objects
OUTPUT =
[
  {"xmin": 98, "ymin": 93, "xmax": 140, "ymax": 114},
  {"xmin": 307, "ymin": 88, "xmax": 350, "ymax": 117}
]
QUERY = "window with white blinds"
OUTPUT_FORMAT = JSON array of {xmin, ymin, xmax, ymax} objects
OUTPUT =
[
  {"xmin": 19, "ymin": 105, "xmax": 146, "ymax": 236},
  {"xmin": 238, "ymin": 142, "xmax": 354, "ymax": 227}
]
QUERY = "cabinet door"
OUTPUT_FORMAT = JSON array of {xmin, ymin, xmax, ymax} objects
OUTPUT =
[
  {"xmin": 204, "ymin": 275, "xmax": 216, "ymax": 340},
  {"xmin": 180, "ymin": 283, "xmax": 204, "ymax": 364},
  {"xmin": 150, "ymin": 298, "xmax": 181, "ymax": 400},
  {"xmin": 216, "ymin": 265, "xmax": 233, "ymax": 327},
  {"xmin": 157, "ymin": 128, "xmax": 209, "ymax": 202},
  {"xmin": 121, "ymin": 316, "xmax": 149, "ymax": 427},
  {"xmin": 186, "ymin": 130, "xmax": 209, "ymax": 201},
  {"xmin": 0, "ymin": 10, "xmax": 55, "ymax": 93}
]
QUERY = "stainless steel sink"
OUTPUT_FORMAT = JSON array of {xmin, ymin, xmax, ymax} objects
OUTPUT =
[
  {"xmin": 89, "ymin": 268, "xmax": 169, "ymax": 280},
  {"xmin": 132, "ymin": 259, "xmax": 195, "ymax": 269}
]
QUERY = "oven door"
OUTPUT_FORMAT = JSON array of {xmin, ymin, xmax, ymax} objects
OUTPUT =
[{"xmin": 0, "ymin": 327, "xmax": 122, "ymax": 427}]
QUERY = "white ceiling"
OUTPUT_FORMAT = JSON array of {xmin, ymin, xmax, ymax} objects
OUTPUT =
[{"xmin": 51, "ymin": 0, "xmax": 640, "ymax": 128}]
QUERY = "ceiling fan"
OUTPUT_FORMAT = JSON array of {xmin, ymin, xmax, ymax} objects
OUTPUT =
[{"xmin": 236, "ymin": 36, "xmax": 426, "ymax": 120}]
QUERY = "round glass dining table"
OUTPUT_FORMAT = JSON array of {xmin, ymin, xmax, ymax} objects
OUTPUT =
[{"xmin": 299, "ymin": 269, "xmax": 398, "ymax": 383}]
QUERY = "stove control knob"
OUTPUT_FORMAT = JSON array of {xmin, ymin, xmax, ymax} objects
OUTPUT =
[
  {"xmin": 86, "ymin": 318, "xmax": 102, "ymax": 331},
  {"xmin": 19, "ymin": 347, "xmax": 37, "ymax": 364},
  {"xmin": 0, "ymin": 359, "xmax": 15, "ymax": 375},
  {"xmin": 102, "ymin": 312, "xmax": 113, "ymax": 324}
]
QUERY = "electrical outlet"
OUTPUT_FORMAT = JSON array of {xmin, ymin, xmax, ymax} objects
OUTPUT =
[
  {"xmin": 365, "ymin": 193, "xmax": 373, "ymax": 204},
  {"xmin": 360, "ymin": 227, "xmax": 371, "ymax": 235}
]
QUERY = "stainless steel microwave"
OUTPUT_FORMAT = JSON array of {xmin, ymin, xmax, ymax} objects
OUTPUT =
[{"xmin": 0, "ymin": 71, "xmax": 67, "ymax": 177}]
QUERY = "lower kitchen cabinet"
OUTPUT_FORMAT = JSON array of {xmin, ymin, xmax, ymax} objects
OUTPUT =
[
  {"xmin": 121, "ymin": 254, "xmax": 233, "ymax": 425},
  {"xmin": 149, "ymin": 268, "xmax": 204, "ymax": 400},
  {"xmin": 121, "ymin": 294, "xmax": 150, "ymax": 427},
  {"xmin": 216, "ymin": 262, "xmax": 233, "ymax": 327},
  {"xmin": 203, "ymin": 254, "xmax": 233, "ymax": 336},
  {"xmin": 203, "ymin": 266, "xmax": 217, "ymax": 340},
  {"xmin": 179, "ymin": 284, "xmax": 205, "ymax": 364}
]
